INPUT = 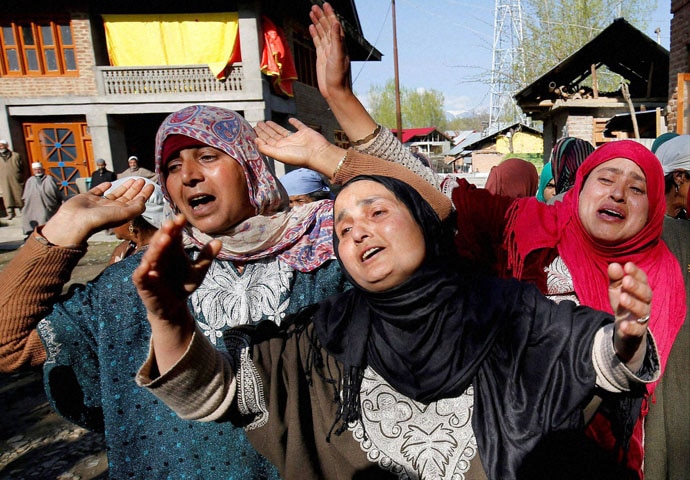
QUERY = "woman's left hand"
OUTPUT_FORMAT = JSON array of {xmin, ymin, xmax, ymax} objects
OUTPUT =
[
  {"xmin": 255, "ymin": 118, "xmax": 345, "ymax": 177},
  {"xmin": 608, "ymin": 262, "xmax": 652, "ymax": 366},
  {"xmin": 133, "ymin": 214, "xmax": 221, "ymax": 372}
]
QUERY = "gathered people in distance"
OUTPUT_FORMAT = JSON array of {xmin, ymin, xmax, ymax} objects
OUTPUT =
[
  {"xmin": 21, "ymin": 161, "xmax": 63, "ymax": 237},
  {"xmin": 89, "ymin": 158, "xmax": 117, "ymax": 189},
  {"xmin": 117, "ymin": 155, "xmax": 156, "ymax": 180},
  {"xmin": 135, "ymin": 172, "xmax": 658, "ymax": 480}
]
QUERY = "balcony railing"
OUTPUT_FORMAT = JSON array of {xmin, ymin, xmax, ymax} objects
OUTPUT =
[{"xmin": 97, "ymin": 64, "xmax": 244, "ymax": 95}]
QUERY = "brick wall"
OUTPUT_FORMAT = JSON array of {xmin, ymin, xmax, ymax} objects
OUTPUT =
[
  {"xmin": 668, "ymin": 0, "xmax": 690, "ymax": 131},
  {"xmin": 0, "ymin": 14, "xmax": 98, "ymax": 98},
  {"xmin": 565, "ymin": 115, "xmax": 595, "ymax": 142}
]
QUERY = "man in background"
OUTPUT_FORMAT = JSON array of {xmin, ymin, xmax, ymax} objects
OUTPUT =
[
  {"xmin": 118, "ymin": 155, "xmax": 156, "ymax": 180},
  {"xmin": 90, "ymin": 158, "xmax": 117, "ymax": 188},
  {"xmin": 21, "ymin": 162, "xmax": 62, "ymax": 237},
  {"xmin": 0, "ymin": 139, "xmax": 25, "ymax": 220}
]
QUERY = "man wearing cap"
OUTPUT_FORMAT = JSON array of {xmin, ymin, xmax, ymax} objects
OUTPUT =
[
  {"xmin": 90, "ymin": 158, "xmax": 117, "ymax": 188},
  {"xmin": 21, "ymin": 162, "xmax": 62, "ymax": 236},
  {"xmin": 279, "ymin": 167, "xmax": 333, "ymax": 208},
  {"xmin": 118, "ymin": 155, "xmax": 156, "ymax": 180},
  {"xmin": 0, "ymin": 139, "xmax": 25, "ymax": 220},
  {"xmin": 655, "ymin": 134, "xmax": 690, "ymax": 219}
]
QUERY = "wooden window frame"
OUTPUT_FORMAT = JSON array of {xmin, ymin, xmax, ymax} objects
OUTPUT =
[
  {"xmin": 678, "ymin": 73, "xmax": 690, "ymax": 135},
  {"xmin": 0, "ymin": 16, "xmax": 77, "ymax": 77}
]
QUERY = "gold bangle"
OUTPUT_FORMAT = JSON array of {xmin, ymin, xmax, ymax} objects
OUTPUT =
[
  {"xmin": 350, "ymin": 124, "xmax": 381, "ymax": 146},
  {"xmin": 332, "ymin": 151, "xmax": 348, "ymax": 182}
]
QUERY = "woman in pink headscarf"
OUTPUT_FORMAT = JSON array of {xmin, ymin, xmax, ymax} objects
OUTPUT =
[{"xmin": 502, "ymin": 140, "xmax": 685, "ymax": 477}]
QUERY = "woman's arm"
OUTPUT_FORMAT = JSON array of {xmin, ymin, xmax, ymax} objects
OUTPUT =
[
  {"xmin": 0, "ymin": 179, "xmax": 153, "ymax": 373},
  {"xmin": 132, "ymin": 214, "xmax": 221, "ymax": 373},
  {"xmin": 308, "ymin": 3, "xmax": 437, "ymax": 187},
  {"xmin": 255, "ymin": 119, "xmax": 452, "ymax": 219},
  {"xmin": 607, "ymin": 261, "xmax": 653, "ymax": 372}
]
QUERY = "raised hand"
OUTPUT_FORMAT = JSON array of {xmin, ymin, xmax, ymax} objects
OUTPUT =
[
  {"xmin": 309, "ymin": 2, "xmax": 350, "ymax": 101},
  {"xmin": 255, "ymin": 118, "xmax": 345, "ymax": 177},
  {"xmin": 608, "ymin": 262, "xmax": 652, "ymax": 365},
  {"xmin": 308, "ymin": 3, "xmax": 378, "ymax": 143},
  {"xmin": 133, "ymin": 214, "xmax": 221, "ymax": 372},
  {"xmin": 42, "ymin": 178, "xmax": 154, "ymax": 246}
]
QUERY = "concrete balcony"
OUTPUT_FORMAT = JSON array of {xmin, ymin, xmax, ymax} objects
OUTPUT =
[{"xmin": 94, "ymin": 64, "xmax": 247, "ymax": 98}]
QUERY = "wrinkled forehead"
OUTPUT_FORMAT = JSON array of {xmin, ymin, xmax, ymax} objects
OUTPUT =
[{"xmin": 588, "ymin": 157, "xmax": 646, "ymax": 181}]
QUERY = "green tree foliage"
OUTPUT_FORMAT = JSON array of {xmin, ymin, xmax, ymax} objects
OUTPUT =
[
  {"xmin": 520, "ymin": 0, "xmax": 655, "ymax": 90},
  {"xmin": 447, "ymin": 111, "xmax": 490, "ymax": 132},
  {"xmin": 368, "ymin": 79, "xmax": 448, "ymax": 130}
]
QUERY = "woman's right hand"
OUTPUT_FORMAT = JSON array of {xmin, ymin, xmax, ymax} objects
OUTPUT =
[
  {"xmin": 309, "ymin": 2, "xmax": 351, "ymax": 101},
  {"xmin": 41, "ymin": 178, "xmax": 154, "ymax": 246}
]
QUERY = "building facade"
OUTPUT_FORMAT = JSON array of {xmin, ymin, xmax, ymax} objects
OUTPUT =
[{"xmin": 0, "ymin": 0, "xmax": 379, "ymax": 197}]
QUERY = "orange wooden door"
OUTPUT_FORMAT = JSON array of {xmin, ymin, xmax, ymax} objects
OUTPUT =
[{"xmin": 23, "ymin": 122, "xmax": 94, "ymax": 197}]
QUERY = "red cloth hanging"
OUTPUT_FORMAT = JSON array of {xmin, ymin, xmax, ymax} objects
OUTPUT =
[{"xmin": 260, "ymin": 16, "xmax": 298, "ymax": 97}]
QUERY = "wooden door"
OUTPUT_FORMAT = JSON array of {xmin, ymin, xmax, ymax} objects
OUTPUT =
[{"xmin": 23, "ymin": 122, "xmax": 93, "ymax": 197}]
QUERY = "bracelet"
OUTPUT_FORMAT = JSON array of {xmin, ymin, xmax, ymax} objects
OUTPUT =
[
  {"xmin": 331, "ymin": 151, "xmax": 348, "ymax": 182},
  {"xmin": 350, "ymin": 124, "xmax": 381, "ymax": 146}
]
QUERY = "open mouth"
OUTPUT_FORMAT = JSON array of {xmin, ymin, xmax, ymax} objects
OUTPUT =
[
  {"xmin": 599, "ymin": 208, "xmax": 624, "ymax": 219},
  {"xmin": 189, "ymin": 194, "xmax": 214, "ymax": 210},
  {"xmin": 361, "ymin": 247, "xmax": 383, "ymax": 261}
]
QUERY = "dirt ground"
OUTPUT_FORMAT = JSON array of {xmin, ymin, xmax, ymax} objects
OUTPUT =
[{"xmin": 0, "ymin": 239, "xmax": 117, "ymax": 480}]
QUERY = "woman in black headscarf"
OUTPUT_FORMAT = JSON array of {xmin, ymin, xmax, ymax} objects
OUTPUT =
[{"xmin": 134, "ymin": 175, "xmax": 656, "ymax": 480}]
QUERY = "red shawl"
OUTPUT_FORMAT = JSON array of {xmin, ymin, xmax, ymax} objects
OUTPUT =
[{"xmin": 504, "ymin": 140, "xmax": 686, "ymax": 381}]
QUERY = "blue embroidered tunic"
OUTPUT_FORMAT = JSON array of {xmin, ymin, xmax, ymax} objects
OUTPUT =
[{"xmin": 38, "ymin": 251, "xmax": 346, "ymax": 479}]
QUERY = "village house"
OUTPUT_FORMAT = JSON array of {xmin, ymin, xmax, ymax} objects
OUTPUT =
[
  {"xmin": 390, "ymin": 126, "xmax": 454, "ymax": 173},
  {"xmin": 444, "ymin": 123, "xmax": 543, "ymax": 174},
  {"xmin": 514, "ymin": 18, "xmax": 669, "ymax": 154},
  {"xmin": 0, "ymin": 0, "xmax": 379, "ymax": 199},
  {"xmin": 668, "ymin": 0, "xmax": 690, "ymax": 133}
]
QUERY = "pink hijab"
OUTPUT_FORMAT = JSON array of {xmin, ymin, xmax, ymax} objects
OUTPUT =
[{"xmin": 505, "ymin": 140, "xmax": 685, "ymax": 378}]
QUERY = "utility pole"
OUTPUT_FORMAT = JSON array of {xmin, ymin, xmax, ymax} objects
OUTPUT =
[
  {"xmin": 488, "ymin": 0, "xmax": 526, "ymax": 134},
  {"xmin": 392, "ymin": 0, "xmax": 403, "ymax": 140}
]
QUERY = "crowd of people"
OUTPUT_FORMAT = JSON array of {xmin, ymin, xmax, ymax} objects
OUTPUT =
[{"xmin": 0, "ymin": 2, "xmax": 688, "ymax": 479}]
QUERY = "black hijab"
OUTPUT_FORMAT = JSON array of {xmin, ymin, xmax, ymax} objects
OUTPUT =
[
  {"xmin": 308, "ymin": 176, "xmax": 625, "ymax": 479},
  {"xmin": 313, "ymin": 175, "xmax": 505, "ymax": 405}
]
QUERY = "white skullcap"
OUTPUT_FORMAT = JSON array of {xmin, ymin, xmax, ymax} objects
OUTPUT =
[
  {"xmin": 0, "ymin": 140, "xmax": 8, "ymax": 145},
  {"xmin": 31, "ymin": 162, "xmax": 43, "ymax": 168},
  {"xmin": 104, "ymin": 176, "xmax": 166, "ymax": 229},
  {"xmin": 128, "ymin": 155, "xmax": 139, "ymax": 162},
  {"xmin": 655, "ymin": 134, "xmax": 690, "ymax": 175}
]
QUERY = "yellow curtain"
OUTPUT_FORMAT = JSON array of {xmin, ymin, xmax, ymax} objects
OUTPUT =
[{"xmin": 102, "ymin": 13, "xmax": 239, "ymax": 77}]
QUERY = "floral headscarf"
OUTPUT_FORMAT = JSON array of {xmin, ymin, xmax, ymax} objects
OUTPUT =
[{"xmin": 154, "ymin": 105, "xmax": 334, "ymax": 272}]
